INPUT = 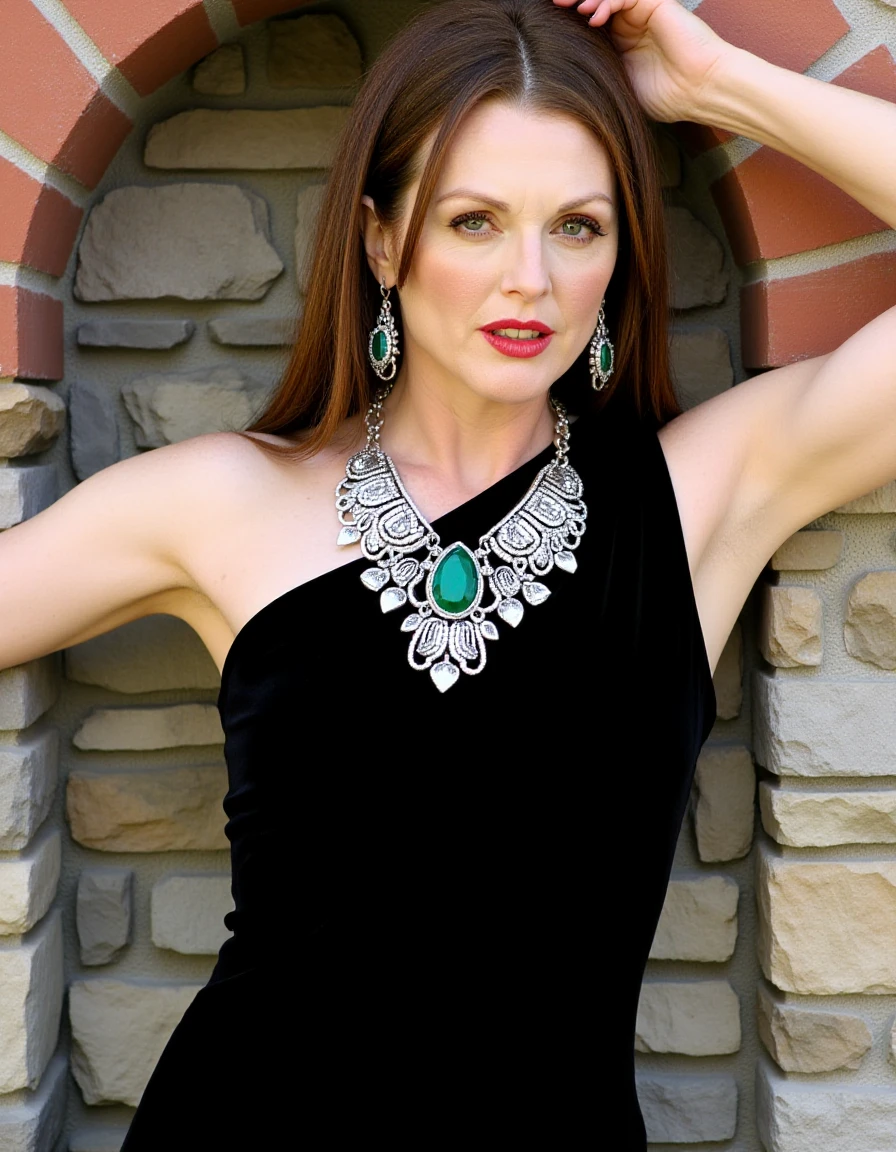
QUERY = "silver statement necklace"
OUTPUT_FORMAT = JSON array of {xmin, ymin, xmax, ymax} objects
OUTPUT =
[{"xmin": 334, "ymin": 385, "xmax": 588, "ymax": 692}]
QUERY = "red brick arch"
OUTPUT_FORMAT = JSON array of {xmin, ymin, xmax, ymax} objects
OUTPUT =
[{"xmin": 1, "ymin": 0, "xmax": 894, "ymax": 383}]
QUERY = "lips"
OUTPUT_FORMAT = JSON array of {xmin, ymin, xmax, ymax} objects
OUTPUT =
[{"xmin": 479, "ymin": 318, "xmax": 555, "ymax": 338}]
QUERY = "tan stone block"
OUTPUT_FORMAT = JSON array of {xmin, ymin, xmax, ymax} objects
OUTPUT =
[
  {"xmin": 151, "ymin": 873, "xmax": 233, "ymax": 955},
  {"xmin": 0, "ymin": 829, "xmax": 60, "ymax": 935},
  {"xmin": 761, "ymin": 783, "xmax": 896, "ymax": 847},
  {"xmin": 0, "ymin": 728, "xmax": 58, "ymax": 850},
  {"xmin": 0, "ymin": 912, "xmax": 63, "ymax": 1092},
  {"xmin": 759, "ymin": 585, "xmax": 822, "ymax": 667},
  {"xmin": 649, "ymin": 876, "xmax": 739, "ymax": 962},
  {"xmin": 844, "ymin": 570, "xmax": 896, "ymax": 669},
  {"xmin": 0, "ymin": 385, "xmax": 65, "ymax": 457},
  {"xmin": 758, "ymin": 851, "xmax": 896, "ymax": 993},
  {"xmin": 692, "ymin": 745, "xmax": 755, "ymax": 862},
  {"xmin": 66, "ymin": 766, "xmax": 228, "ymax": 852},
  {"xmin": 0, "ymin": 1054, "xmax": 66, "ymax": 1151},
  {"xmin": 268, "ymin": 15, "xmax": 362, "ymax": 88},
  {"xmin": 0, "ymin": 657, "xmax": 58, "ymax": 731},
  {"xmin": 636, "ymin": 980, "xmax": 740, "ymax": 1055},
  {"xmin": 712, "ymin": 620, "xmax": 742, "ymax": 720},
  {"xmin": 0, "ymin": 465, "xmax": 57, "ymax": 528},
  {"xmin": 295, "ymin": 182, "xmax": 326, "ymax": 293},
  {"xmin": 757, "ymin": 983, "xmax": 871, "ymax": 1072},
  {"xmin": 73, "ymin": 703, "xmax": 224, "ymax": 751},
  {"xmin": 122, "ymin": 369, "xmax": 269, "ymax": 448},
  {"xmin": 770, "ymin": 530, "xmax": 843, "ymax": 571},
  {"xmin": 193, "ymin": 43, "xmax": 245, "ymax": 95},
  {"xmin": 835, "ymin": 480, "xmax": 896, "ymax": 513}
]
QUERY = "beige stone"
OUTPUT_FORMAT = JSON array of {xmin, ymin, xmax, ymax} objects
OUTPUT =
[
  {"xmin": 670, "ymin": 327, "xmax": 733, "ymax": 409},
  {"xmin": 295, "ymin": 182, "xmax": 326, "ymax": 292},
  {"xmin": 758, "ymin": 1064, "xmax": 896, "ymax": 1152},
  {"xmin": 0, "ymin": 464, "xmax": 57, "ymax": 528},
  {"xmin": 208, "ymin": 316, "xmax": 296, "ymax": 346},
  {"xmin": 844, "ymin": 570, "xmax": 896, "ymax": 669},
  {"xmin": 0, "ymin": 912, "xmax": 63, "ymax": 1092},
  {"xmin": 713, "ymin": 619, "xmax": 742, "ymax": 720},
  {"xmin": 761, "ymin": 783, "xmax": 896, "ymax": 847},
  {"xmin": 268, "ymin": 15, "xmax": 362, "ymax": 88},
  {"xmin": 757, "ymin": 983, "xmax": 871, "ymax": 1073},
  {"xmin": 0, "ymin": 657, "xmax": 58, "ymax": 731},
  {"xmin": 638, "ymin": 1075, "xmax": 737, "ymax": 1144},
  {"xmin": 665, "ymin": 205, "xmax": 728, "ymax": 310},
  {"xmin": 636, "ymin": 980, "xmax": 740, "ymax": 1055},
  {"xmin": 835, "ymin": 480, "xmax": 896, "ymax": 513},
  {"xmin": 759, "ymin": 584, "xmax": 822, "ymax": 667},
  {"xmin": 649, "ymin": 876, "xmax": 738, "ymax": 962},
  {"xmin": 0, "ymin": 385, "xmax": 65, "ymax": 457},
  {"xmin": 0, "ymin": 1054, "xmax": 66, "ymax": 1151},
  {"xmin": 0, "ymin": 829, "xmax": 60, "ymax": 936},
  {"xmin": 69, "ymin": 979, "xmax": 202, "ymax": 1106},
  {"xmin": 151, "ymin": 874, "xmax": 233, "ymax": 955},
  {"xmin": 144, "ymin": 107, "xmax": 351, "ymax": 171},
  {"xmin": 74, "ymin": 703, "xmax": 224, "ymax": 751},
  {"xmin": 122, "ymin": 369, "xmax": 267, "ymax": 448},
  {"xmin": 0, "ymin": 729, "xmax": 58, "ymax": 850},
  {"xmin": 74, "ymin": 183, "xmax": 283, "ymax": 302},
  {"xmin": 692, "ymin": 744, "xmax": 755, "ymax": 862},
  {"xmin": 770, "ymin": 530, "xmax": 843, "ymax": 571},
  {"xmin": 67, "ymin": 765, "xmax": 228, "ymax": 852},
  {"xmin": 193, "ymin": 43, "xmax": 245, "ymax": 95},
  {"xmin": 758, "ymin": 851, "xmax": 896, "ymax": 994}
]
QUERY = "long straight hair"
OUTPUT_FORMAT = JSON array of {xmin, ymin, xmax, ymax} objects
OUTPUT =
[{"xmin": 241, "ymin": 0, "xmax": 680, "ymax": 459}]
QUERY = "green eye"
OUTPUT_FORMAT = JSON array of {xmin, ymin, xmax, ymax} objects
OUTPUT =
[
  {"xmin": 465, "ymin": 217, "xmax": 487, "ymax": 231},
  {"xmin": 562, "ymin": 220, "xmax": 584, "ymax": 235}
]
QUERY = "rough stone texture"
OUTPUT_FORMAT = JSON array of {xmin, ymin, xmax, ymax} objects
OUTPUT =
[
  {"xmin": 64, "ymin": 614, "xmax": 220, "ymax": 693},
  {"xmin": 69, "ymin": 979, "xmax": 202, "ymax": 1106},
  {"xmin": 636, "ymin": 980, "xmax": 741, "ymax": 1056},
  {"xmin": 76, "ymin": 869, "xmax": 133, "ymax": 967},
  {"xmin": 0, "ymin": 729, "xmax": 58, "ymax": 851},
  {"xmin": 0, "ymin": 385, "xmax": 65, "ymax": 458},
  {"xmin": 759, "ymin": 584, "xmax": 823, "ymax": 668},
  {"xmin": 0, "ymin": 1055, "xmax": 66, "ymax": 1152},
  {"xmin": 637, "ymin": 1074, "xmax": 738, "ymax": 1144},
  {"xmin": 670, "ymin": 326, "xmax": 733, "ymax": 409},
  {"xmin": 713, "ymin": 620, "xmax": 742, "ymax": 720},
  {"xmin": 692, "ymin": 744, "xmax": 755, "ymax": 862},
  {"xmin": 295, "ymin": 182, "xmax": 326, "ymax": 292},
  {"xmin": 67, "ymin": 765, "xmax": 228, "ymax": 852},
  {"xmin": 753, "ymin": 669, "xmax": 896, "ymax": 777},
  {"xmin": 0, "ymin": 829, "xmax": 61, "ymax": 936},
  {"xmin": 69, "ymin": 379, "xmax": 120, "ymax": 481},
  {"xmin": 69, "ymin": 1129, "xmax": 128, "ymax": 1152},
  {"xmin": 77, "ymin": 319, "xmax": 195, "ymax": 349},
  {"xmin": 73, "ymin": 184, "xmax": 283, "ymax": 302},
  {"xmin": 0, "ymin": 465, "xmax": 57, "ymax": 529},
  {"xmin": 268, "ymin": 15, "xmax": 363, "ymax": 88},
  {"xmin": 151, "ymin": 874, "xmax": 233, "ymax": 955},
  {"xmin": 758, "ymin": 851, "xmax": 896, "ymax": 994},
  {"xmin": 770, "ymin": 529, "xmax": 844, "ymax": 571},
  {"xmin": 144, "ymin": 108, "xmax": 351, "ymax": 171},
  {"xmin": 193, "ymin": 43, "xmax": 245, "ymax": 95},
  {"xmin": 665, "ymin": 205, "xmax": 729, "ymax": 310},
  {"xmin": 649, "ymin": 875, "xmax": 739, "ymax": 962},
  {"xmin": 208, "ymin": 316, "xmax": 295, "ymax": 346},
  {"xmin": 0, "ymin": 658, "xmax": 58, "ymax": 732},
  {"xmin": 73, "ymin": 703, "xmax": 224, "ymax": 751},
  {"xmin": 835, "ymin": 480, "xmax": 896, "ymax": 513},
  {"xmin": 844, "ymin": 570, "xmax": 896, "ymax": 669},
  {"xmin": 760, "ymin": 783, "xmax": 896, "ymax": 847},
  {"xmin": 757, "ymin": 1064, "xmax": 896, "ymax": 1152},
  {"xmin": 0, "ymin": 912, "xmax": 63, "ymax": 1093},
  {"xmin": 122, "ymin": 367, "xmax": 268, "ymax": 448},
  {"xmin": 890, "ymin": 1018, "xmax": 896, "ymax": 1068},
  {"xmin": 757, "ymin": 983, "xmax": 871, "ymax": 1073}
]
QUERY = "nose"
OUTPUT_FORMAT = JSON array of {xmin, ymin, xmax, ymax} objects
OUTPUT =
[{"xmin": 500, "ymin": 229, "xmax": 551, "ymax": 301}]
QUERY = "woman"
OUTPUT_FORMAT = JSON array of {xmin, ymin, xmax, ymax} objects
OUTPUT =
[{"xmin": 2, "ymin": 0, "xmax": 893, "ymax": 1146}]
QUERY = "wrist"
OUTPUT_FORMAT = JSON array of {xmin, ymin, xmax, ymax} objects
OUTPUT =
[{"xmin": 683, "ymin": 44, "xmax": 779, "ymax": 138}]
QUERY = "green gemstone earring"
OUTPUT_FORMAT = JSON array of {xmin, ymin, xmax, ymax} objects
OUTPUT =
[
  {"xmin": 368, "ymin": 279, "xmax": 401, "ymax": 381},
  {"xmin": 589, "ymin": 301, "xmax": 614, "ymax": 391}
]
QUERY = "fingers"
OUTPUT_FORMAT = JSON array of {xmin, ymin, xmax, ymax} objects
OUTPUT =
[{"xmin": 551, "ymin": 0, "xmax": 614, "ymax": 26}]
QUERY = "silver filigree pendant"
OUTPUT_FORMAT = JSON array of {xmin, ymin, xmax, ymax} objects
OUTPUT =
[{"xmin": 335, "ymin": 389, "xmax": 587, "ymax": 691}]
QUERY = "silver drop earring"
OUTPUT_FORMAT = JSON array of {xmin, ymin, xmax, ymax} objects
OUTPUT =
[
  {"xmin": 589, "ymin": 301, "xmax": 614, "ymax": 391},
  {"xmin": 368, "ymin": 279, "xmax": 401, "ymax": 381}
]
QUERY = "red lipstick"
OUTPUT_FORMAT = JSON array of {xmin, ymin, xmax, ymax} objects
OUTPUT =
[{"xmin": 478, "ymin": 318, "xmax": 555, "ymax": 359}]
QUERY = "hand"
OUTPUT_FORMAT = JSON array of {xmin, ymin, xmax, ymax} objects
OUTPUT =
[{"xmin": 551, "ymin": 0, "xmax": 733, "ymax": 123}]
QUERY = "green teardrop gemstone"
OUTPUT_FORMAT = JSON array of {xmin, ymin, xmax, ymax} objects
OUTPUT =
[
  {"xmin": 431, "ymin": 545, "xmax": 479, "ymax": 615},
  {"xmin": 372, "ymin": 329, "xmax": 389, "ymax": 362},
  {"xmin": 600, "ymin": 341, "xmax": 612, "ymax": 375}
]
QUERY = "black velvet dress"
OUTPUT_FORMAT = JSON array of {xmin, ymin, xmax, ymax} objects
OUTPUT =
[{"xmin": 120, "ymin": 396, "xmax": 716, "ymax": 1150}]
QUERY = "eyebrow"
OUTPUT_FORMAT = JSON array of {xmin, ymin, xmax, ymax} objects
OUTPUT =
[{"xmin": 434, "ymin": 189, "xmax": 615, "ymax": 213}]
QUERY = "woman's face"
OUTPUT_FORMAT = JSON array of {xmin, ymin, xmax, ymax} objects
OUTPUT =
[{"xmin": 365, "ymin": 99, "xmax": 619, "ymax": 411}]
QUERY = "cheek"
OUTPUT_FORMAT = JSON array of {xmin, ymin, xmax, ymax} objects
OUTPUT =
[{"xmin": 404, "ymin": 243, "xmax": 494, "ymax": 320}]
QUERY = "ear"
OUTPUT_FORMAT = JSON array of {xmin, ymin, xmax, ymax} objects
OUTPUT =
[{"xmin": 360, "ymin": 195, "xmax": 399, "ymax": 289}]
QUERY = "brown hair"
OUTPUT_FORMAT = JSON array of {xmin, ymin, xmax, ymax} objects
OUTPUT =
[{"xmin": 241, "ymin": 0, "xmax": 680, "ymax": 459}]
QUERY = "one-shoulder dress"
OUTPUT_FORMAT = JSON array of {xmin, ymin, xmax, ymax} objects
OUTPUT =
[{"xmin": 120, "ymin": 396, "xmax": 716, "ymax": 1150}]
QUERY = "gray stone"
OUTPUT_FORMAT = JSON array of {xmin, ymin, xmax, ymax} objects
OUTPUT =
[
  {"xmin": 73, "ymin": 703, "xmax": 224, "ymax": 751},
  {"xmin": 122, "ymin": 367, "xmax": 268, "ymax": 448},
  {"xmin": 295, "ymin": 182, "xmax": 326, "ymax": 292},
  {"xmin": 74, "ymin": 183, "xmax": 283, "ymax": 302},
  {"xmin": 890, "ymin": 1017, "xmax": 896, "ymax": 1068},
  {"xmin": 77, "ymin": 319, "xmax": 195, "ymax": 349},
  {"xmin": 0, "ymin": 465, "xmax": 57, "ymax": 529},
  {"xmin": 692, "ymin": 744, "xmax": 755, "ymax": 862},
  {"xmin": 0, "ymin": 658, "xmax": 58, "ymax": 732},
  {"xmin": 713, "ymin": 619, "xmax": 742, "ymax": 720},
  {"xmin": 0, "ymin": 1055, "xmax": 66, "ymax": 1152},
  {"xmin": 844, "ymin": 570, "xmax": 896, "ymax": 669},
  {"xmin": 67, "ymin": 765, "xmax": 228, "ymax": 853},
  {"xmin": 208, "ymin": 316, "xmax": 296, "ymax": 346},
  {"xmin": 0, "ymin": 729, "xmax": 58, "ymax": 851},
  {"xmin": 757, "ymin": 983, "xmax": 871, "ymax": 1073},
  {"xmin": 0, "ymin": 912, "xmax": 63, "ymax": 1093},
  {"xmin": 835, "ymin": 480, "xmax": 896, "ymax": 513},
  {"xmin": 753, "ymin": 669, "xmax": 896, "ymax": 777},
  {"xmin": 144, "ymin": 108, "xmax": 351, "ymax": 171},
  {"xmin": 649, "ymin": 875, "xmax": 739, "ymax": 962},
  {"xmin": 268, "ymin": 15, "xmax": 363, "ymax": 88},
  {"xmin": 0, "ymin": 385, "xmax": 65, "ymax": 457},
  {"xmin": 637, "ymin": 1074, "xmax": 738, "ymax": 1143},
  {"xmin": 76, "ymin": 868, "xmax": 133, "ymax": 967},
  {"xmin": 64, "ymin": 614, "xmax": 220, "ymax": 693},
  {"xmin": 760, "ymin": 783, "xmax": 896, "ymax": 847},
  {"xmin": 151, "ymin": 874, "xmax": 233, "ymax": 955},
  {"xmin": 759, "ymin": 584, "xmax": 823, "ymax": 667},
  {"xmin": 670, "ymin": 326, "xmax": 733, "ymax": 409},
  {"xmin": 0, "ymin": 829, "xmax": 61, "ymax": 936},
  {"xmin": 636, "ymin": 980, "xmax": 740, "ymax": 1055},
  {"xmin": 666, "ymin": 205, "xmax": 729, "ymax": 310},
  {"xmin": 69, "ymin": 379, "xmax": 120, "ymax": 480},
  {"xmin": 193, "ymin": 43, "xmax": 245, "ymax": 95},
  {"xmin": 770, "ymin": 529, "xmax": 843, "ymax": 571}
]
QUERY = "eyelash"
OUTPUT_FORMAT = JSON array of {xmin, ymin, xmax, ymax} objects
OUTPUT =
[{"xmin": 448, "ymin": 210, "xmax": 608, "ymax": 243}]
